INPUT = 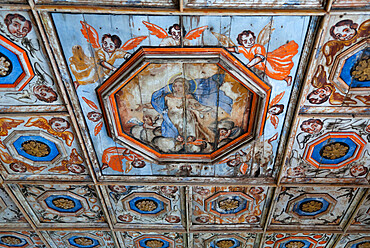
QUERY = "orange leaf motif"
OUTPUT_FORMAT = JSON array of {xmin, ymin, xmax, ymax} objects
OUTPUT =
[
  {"xmin": 82, "ymin": 97, "xmax": 98, "ymax": 110},
  {"xmin": 94, "ymin": 121, "xmax": 103, "ymax": 136},
  {"xmin": 239, "ymin": 163, "xmax": 248, "ymax": 175},
  {"xmin": 270, "ymin": 115, "xmax": 279, "ymax": 129},
  {"xmin": 270, "ymin": 91, "xmax": 285, "ymax": 106}
]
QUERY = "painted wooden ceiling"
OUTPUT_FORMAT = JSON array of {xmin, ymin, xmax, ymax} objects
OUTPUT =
[{"xmin": 0, "ymin": 0, "xmax": 369, "ymax": 247}]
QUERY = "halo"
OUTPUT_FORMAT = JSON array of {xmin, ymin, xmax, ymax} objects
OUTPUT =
[
  {"xmin": 167, "ymin": 73, "xmax": 182, "ymax": 92},
  {"xmin": 190, "ymin": 77, "xmax": 197, "ymax": 93}
]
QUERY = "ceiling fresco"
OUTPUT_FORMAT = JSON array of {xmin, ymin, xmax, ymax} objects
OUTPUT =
[{"xmin": 0, "ymin": 0, "xmax": 368, "ymax": 247}]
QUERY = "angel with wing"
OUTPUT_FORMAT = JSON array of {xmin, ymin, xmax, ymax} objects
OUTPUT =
[
  {"xmin": 69, "ymin": 21, "xmax": 147, "ymax": 86},
  {"xmin": 212, "ymin": 22, "xmax": 298, "ymax": 86},
  {"xmin": 142, "ymin": 21, "xmax": 207, "ymax": 46},
  {"xmin": 322, "ymin": 19, "xmax": 370, "ymax": 66}
]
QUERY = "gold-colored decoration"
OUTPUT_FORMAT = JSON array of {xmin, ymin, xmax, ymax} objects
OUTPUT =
[
  {"xmin": 301, "ymin": 200, "xmax": 323, "ymax": 213},
  {"xmin": 1, "ymin": 236, "xmax": 21, "ymax": 245},
  {"xmin": 135, "ymin": 200, "xmax": 157, "ymax": 212},
  {"xmin": 216, "ymin": 240, "xmax": 236, "ymax": 248},
  {"xmin": 145, "ymin": 240, "xmax": 164, "ymax": 248},
  {"xmin": 322, "ymin": 142, "xmax": 348, "ymax": 160},
  {"xmin": 74, "ymin": 237, "xmax": 94, "ymax": 246},
  {"xmin": 21, "ymin": 140, "xmax": 50, "ymax": 157},
  {"xmin": 52, "ymin": 198, "xmax": 75, "ymax": 209},
  {"xmin": 218, "ymin": 199, "xmax": 240, "ymax": 211},
  {"xmin": 286, "ymin": 241, "xmax": 305, "ymax": 248},
  {"xmin": 0, "ymin": 56, "xmax": 11, "ymax": 76},
  {"xmin": 358, "ymin": 242, "xmax": 370, "ymax": 248},
  {"xmin": 351, "ymin": 56, "xmax": 370, "ymax": 82}
]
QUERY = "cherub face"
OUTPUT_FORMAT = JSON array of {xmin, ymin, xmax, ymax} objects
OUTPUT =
[
  {"xmin": 226, "ymin": 157, "xmax": 241, "ymax": 167},
  {"xmin": 131, "ymin": 158, "xmax": 145, "ymax": 168},
  {"xmin": 287, "ymin": 166, "xmax": 305, "ymax": 177},
  {"xmin": 50, "ymin": 119, "xmax": 69, "ymax": 132},
  {"xmin": 161, "ymin": 186, "xmax": 178, "ymax": 195},
  {"xmin": 301, "ymin": 122, "xmax": 323, "ymax": 135},
  {"xmin": 333, "ymin": 24, "xmax": 356, "ymax": 41},
  {"xmin": 241, "ymin": 34, "xmax": 255, "ymax": 48},
  {"xmin": 102, "ymin": 37, "xmax": 116, "ymax": 53},
  {"xmin": 7, "ymin": 17, "xmax": 31, "ymax": 38},
  {"xmin": 33, "ymin": 85, "xmax": 58, "ymax": 103},
  {"xmin": 170, "ymin": 28, "xmax": 181, "ymax": 41},
  {"xmin": 350, "ymin": 164, "xmax": 367, "ymax": 177},
  {"xmin": 10, "ymin": 162, "xmax": 26, "ymax": 172},
  {"xmin": 307, "ymin": 86, "xmax": 332, "ymax": 104},
  {"xmin": 87, "ymin": 111, "xmax": 102, "ymax": 122},
  {"xmin": 245, "ymin": 215, "xmax": 259, "ymax": 223},
  {"xmin": 67, "ymin": 164, "xmax": 85, "ymax": 174},
  {"xmin": 109, "ymin": 185, "xmax": 127, "ymax": 193}
]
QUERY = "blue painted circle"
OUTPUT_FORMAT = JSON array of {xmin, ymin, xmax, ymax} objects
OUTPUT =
[
  {"xmin": 68, "ymin": 236, "xmax": 100, "ymax": 248},
  {"xmin": 0, "ymin": 235, "xmax": 28, "ymax": 247},
  {"xmin": 13, "ymin": 135, "xmax": 59, "ymax": 162},
  {"xmin": 212, "ymin": 196, "xmax": 248, "ymax": 215},
  {"xmin": 138, "ymin": 238, "xmax": 170, "ymax": 248},
  {"xmin": 281, "ymin": 240, "xmax": 312, "ymax": 248},
  {"xmin": 293, "ymin": 197, "xmax": 329, "ymax": 216},
  {"xmin": 129, "ymin": 197, "xmax": 164, "ymax": 214},
  {"xmin": 210, "ymin": 238, "xmax": 241, "ymax": 248},
  {"xmin": 311, "ymin": 137, "xmax": 357, "ymax": 165},
  {"xmin": 351, "ymin": 241, "xmax": 370, "ymax": 248},
  {"xmin": 340, "ymin": 48, "xmax": 370, "ymax": 88},
  {"xmin": 0, "ymin": 44, "xmax": 23, "ymax": 86},
  {"xmin": 45, "ymin": 195, "xmax": 82, "ymax": 213}
]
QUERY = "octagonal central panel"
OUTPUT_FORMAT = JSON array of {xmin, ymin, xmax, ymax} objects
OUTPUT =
[{"xmin": 98, "ymin": 48, "xmax": 271, "ymax": 163}]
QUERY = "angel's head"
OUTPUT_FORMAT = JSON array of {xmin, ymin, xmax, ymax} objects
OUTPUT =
[
  {"xmin": 168, "ymin": 24, "xmax": 186, "ymax": 41},
  {"xmin": 49, "ymin": 117, "xmax": 70, "ymax": 132},
  {"xmin": 237, "ymin": 30, "xmax": 256, "ymax": 48},
  {"xmin": 4, "ymin": 13, "xmax": 32, "ymax": 38},
  {"xmin": 330, "ymin": 20, "xmax": 358, "ymax": 41},
  {"xmin": 306, "ymin": 86, "xmax": 332, "ymax": 104},
  {"xmin": 33, "ymin": 85, "xmax": 58, "ymax": 103},
  {"xmin": 268, "ymin": 104, "xmax": 284, "ymax": 115},
  {"xmin": 300, "ymin": 118, "xmax": 323, "ymax": 134},
  {"xmin": 102, "ymin": 34, "xmax": 122, "ymax": 53}
]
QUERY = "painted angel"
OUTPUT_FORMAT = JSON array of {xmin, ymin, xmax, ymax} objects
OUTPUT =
[
  {"xmin": 101, "ymin": 147, "xmax": 146, "ymax": 173},
  {"xmin": 212, "ymin": 21, "xmax": 298, "ymax": 86},
  {"xmin": 323, "ymin": 19, "xmax": 370, "ymax": 66},
  {"xmin": 69, "ymin": 21, "xmax": 147, "ymax": 86},
  {"xmin": 24, "ymin": 117, "xmax": 74, "ymax": 146},
  {"xmin": 142, "ymin": 21, "xmax": 207, "ymax": 46},
  {"xmin": 0, "ymin": 118, "xmax": 24, "ymax": 136}
]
